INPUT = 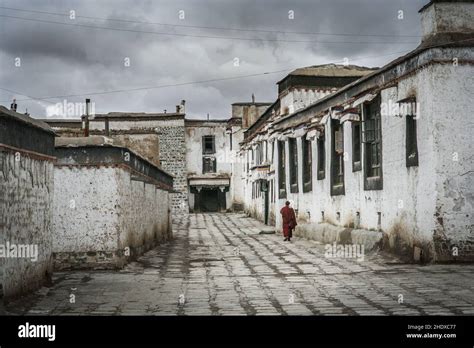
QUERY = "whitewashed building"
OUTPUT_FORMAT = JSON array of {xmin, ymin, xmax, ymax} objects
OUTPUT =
[
  {"xmin": 238, "ymin": 0, "xmax": 474, "ymax": 262},
  {"xmin": 185, "ymin": 101, "xmax": 271, "ymax": 212},
  {"xmin": 240, "ymin": 65, "xmax": 374, "ymax": 225},
  {"xmin": 186, "ymin": 119, "xmax": 232, "ymax": 212}
]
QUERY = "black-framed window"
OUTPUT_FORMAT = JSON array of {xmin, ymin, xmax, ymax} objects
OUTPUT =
[
  {"xmin": 317, "ymin": 135, "xmax": 325, "ymax": 180},
  {"xmin": 203, "ymin": 156, "xmax": 216, "ymax": 173},
  {"xmin": 278, "ymin": 140, "xmax": 287, "ymax": 198},
  {"xmin": 288, "ymin": 138, "xmax": 298, "ymax": 193},
  {"xmin": 331, "ymin": 119, "xmax": 345, "ymax": 196},
  {"xmin": 202, "ymin": 135, "xmax": 215, "ymax": 154},
  {"xmin": 352, "ymin": 121, "xmax": 362, "ymax": 172},
  {"xmin": 302, "ymin": 137, "xmax": 312, "ymax": 192},
  {"xmin": 362, "ymin": 95, "xmax": 383, "ymax": 190},
  {"xmin": 406, "ymin": 114, "xmax": 419, "ymax": 167}
]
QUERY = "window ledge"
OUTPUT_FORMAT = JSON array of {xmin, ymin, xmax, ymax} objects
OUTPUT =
[
  {"xmin": 331, "ymin": 184, "xmax": 345, "ymax": 196},
  {"xmin": 364, "ymin": 176, "xmax": 383, "ymax": 190}
]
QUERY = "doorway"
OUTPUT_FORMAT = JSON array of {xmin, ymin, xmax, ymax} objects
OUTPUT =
[
  {"xmin": 193, "ymin": 187, "xmax": 227, "ymax": 212},
  {"xmin": 200, "ymin": 188, "xmax": 219, "ymax": 212}
]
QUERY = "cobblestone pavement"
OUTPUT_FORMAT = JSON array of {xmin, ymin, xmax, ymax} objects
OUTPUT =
[{"xmin": 8, "ymin": 213, "xmax": 474, "ymax": 315}]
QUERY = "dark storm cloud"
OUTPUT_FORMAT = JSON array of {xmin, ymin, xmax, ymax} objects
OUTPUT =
[{"xmin": 0, "ymin": 0, "xmax": 427, "ymax": 119}]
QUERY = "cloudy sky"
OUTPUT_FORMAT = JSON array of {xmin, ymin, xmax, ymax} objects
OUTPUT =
[{"xmin": 0, "ymin": 0, "xmax": 428, "ymax": 119}]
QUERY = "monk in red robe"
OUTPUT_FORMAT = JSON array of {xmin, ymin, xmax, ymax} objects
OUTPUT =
[{"xmin": 280, "ymin": 201, "xmax": 297, "ymax": 241}]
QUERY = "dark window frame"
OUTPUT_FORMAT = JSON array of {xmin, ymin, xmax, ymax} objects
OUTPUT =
[
  {"xmin": 406, "ymin": 114, "xmax": 419, "ymax": 167},
  {"xmin": 278, "ymin": 140, "xmax": 287, "ymax": 199},
  {"xmin": 302, "ymin": 136, "xmax": 313, "ymax": 192},
  {"xmin": 202, "ymin": 135, "xmax": 215, "ymax": 154},
  {"xmin": 330, "ymin": 119, "xmax": 345, "ymax": 196},
  {"xmin": 288, "ymin": 138, "xmax": 299, "ymax": 193},
  {"xmin": 317, "ymin": 134, "xmax": 326, "ymax": 180},
  {"xmin": 352, "ymin": 121, "xmax": 362, "ymax": 172},
  {"xmin": 362, "ymin": 95, "xmax": 383, "ymax": 191},
  {"xmin": 202, "ymin": 156, "xmax": 216, "ymax": 174}
]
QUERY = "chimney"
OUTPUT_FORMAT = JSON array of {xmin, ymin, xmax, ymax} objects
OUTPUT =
[
  {"xmin": 181, "ymin": 99, "xmax": 186, "ymax": 113},
  {"xmin": 419, "ymin": 0, "xmax": 474, "ymax": 42},
  {"xmin": 84, "ymin": 98, "xmax": 91, "ymax": 137},
  {"xmin": 104, "ymin": 117, "xmax": 110, "ymax": 136},
  {"xmin": 176, "ymin": 105, "xmax": 180, "ymax": 113},
  {"xmin": 251, "ymin": 93, "xmax": 255, "ymax": 103},
  {"xmin": 10, "ymin": 99, "xmax": 17, "ymax": 112}
]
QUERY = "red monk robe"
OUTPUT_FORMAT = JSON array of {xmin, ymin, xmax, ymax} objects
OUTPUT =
[{"xmin": 280, "ymin": 202, "xmax": 297, "ymax": 240}]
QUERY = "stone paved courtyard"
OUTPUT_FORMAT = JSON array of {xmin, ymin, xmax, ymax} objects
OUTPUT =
[{"xmin": 7, "ymin": 213, "xmax": 474, "ymax": 316}]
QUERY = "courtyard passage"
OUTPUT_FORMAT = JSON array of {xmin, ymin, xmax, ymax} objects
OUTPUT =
[{"xmin": 8, "ymin": 213, "xmax": 474, "ymax": 315}]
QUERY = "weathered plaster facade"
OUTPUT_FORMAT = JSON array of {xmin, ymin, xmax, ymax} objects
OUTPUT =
[
  {"xmin": 0, "ymin": 106, "xmax": 55, "ymax": 300},
  {"xmin": 52, "ymin": 139, "xmax": 173, "ymax": 269},
  {"xmin": 185, "ymin": 119, "xmax": 232, "ymax": 212},
  {"xmin": 239, "ymin": 0, "xmax": 474, "ymax": 262},
  {"xmin": 46, "ymin": 111, "xmax": 189, "ymax": 216}
]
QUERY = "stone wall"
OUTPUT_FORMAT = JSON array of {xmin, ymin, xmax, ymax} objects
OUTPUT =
[
  {"xmin": 89, "ymin": 116, "xmax": 188, "ymax": 216},
  {"xmin": 52, "ymin": 143, "xmax": 173, "ymax": 269},
  {"xmin": 0, "ymin": 106, "xmax": 55, "ymax": 300},
  {"xmin": 156, "ymin": 122, "xmax": 188, "ymax": 216},
  {"xmin": 271, "ymin": 56, "xmax": 474, "ymax": 262}
]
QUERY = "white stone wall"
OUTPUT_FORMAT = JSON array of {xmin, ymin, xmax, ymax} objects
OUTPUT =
[
  {"xmin": 185, "ymin": 124, "xmax": 232, "ymax": 176},
  {"xmin": 52, "ymin": 165, "xmax": 170, "ymax": 269},
  {"xmin": 116, "ymin": 170, "xmax": 171, "ymax": 254},
  {"xmin": 429, "ymin": 63, "xmax": 474, "ymax": 259},
  {"xmin": 280, "ymin": 88, "xmax": 336, "ymax": 115},
  {"xmin": 229, "ymin": 125, "xmax": 245, "ymax": 209},
  {"xmin": 0, "ymin": 151, "xmax": 54, "ymax": 299},
  {"xmin": 270, "ymin": 60, "xmax": 474, "ymax": 260},
  {"xmin": 421, "ymin": 2, "xmax": 474, "ymax": 39},
  {"xmin": 185, "ymin": 123, "xmax": 233, "ymax": 210},
  {"xmin": 53, "ymin": 167, "xmax": 119, "ymax": 255},
  {"xmin": 89, "ymin": 117, "xmax": 188, "ymax": 216}
]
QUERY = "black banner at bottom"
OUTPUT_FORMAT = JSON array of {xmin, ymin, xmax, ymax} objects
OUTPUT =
[{"xmin": 0, "ymin": 315, "xmax": 473, "ymax": 346}]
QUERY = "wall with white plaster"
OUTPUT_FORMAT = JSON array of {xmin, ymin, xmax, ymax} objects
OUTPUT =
[
  {"xmin": 280, "ymin": 88, "xmax": 337, "ymax": 115},
  {"xmin": 0, "ymin": 151, "xmax": 54, "ymax": 299},
  {"xmin": 52, "ymin": 165, "xmax": 171, "ymax": 269},
  {"xmin": 270, "ymin": 59, "xmax": 473, "ymax": 260}
]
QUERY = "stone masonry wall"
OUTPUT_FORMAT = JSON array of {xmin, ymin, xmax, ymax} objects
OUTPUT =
[
  {"xmin": 156, "ymin": 122, "xmax": 189, "ymax": 216},
  {"xmin": 0, "ymin": 150, "xmax": 54, "ymax": 300}
]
